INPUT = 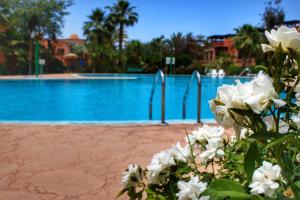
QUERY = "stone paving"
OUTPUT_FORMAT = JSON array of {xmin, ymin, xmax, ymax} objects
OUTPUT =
[{"xmin": 0, "ymin": 124, "xmax": 214, "ymax": 200}]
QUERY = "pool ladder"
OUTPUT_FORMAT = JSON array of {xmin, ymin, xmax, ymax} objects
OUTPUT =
[
  {"xmin": 182, "ymin": 70, "xmax": 201, "ymax": 123},
  {"xmin": 149, "ymin": 69, "xmax": 165, "ymax": 123},
  {"xmin": 149, "ymin": 70, "xmax": 201, "ymax": 124}
]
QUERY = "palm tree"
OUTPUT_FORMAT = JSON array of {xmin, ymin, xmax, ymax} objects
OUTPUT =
[
  {"xmin": 83, "ymin": 8, "xmax": 116, "ymax": 73},
  {"xmin": 233, "ymin": 24, "xmax": 262, "ymax": 67},
  {"xmin": 167, "ymin": 32, "xmax": 187, "ymax": 55},
  {"xmin": 106, "ymin": 0, "xmax": 138, "ymax": 52},
  {"xmin": 83, "ymin": 8, "xmax": 110, "ymax": 44}
]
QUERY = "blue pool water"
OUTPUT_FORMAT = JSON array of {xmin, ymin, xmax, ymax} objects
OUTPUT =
[{"xmin": 0, "ymin": 74, "xmax": 251, "ymax": 123}]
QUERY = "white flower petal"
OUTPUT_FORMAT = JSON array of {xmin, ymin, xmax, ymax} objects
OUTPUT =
[
  {"xmin": 264, "ymin": 26, "xmax": 300, "ymax": 52},
  {"xmin": 279, "ymin": 120, "xmax": 289, "ymax": 134},
  {"xmin": 261, "ymin": 44, "xmax": 275, "ymax": 52},
  {"xmin": 176, "ymin": 176, "xmax": 208, "ymax": 200},
  {"xmin": 244, "ymin": 94, "xmax": 265, "ymax": 114},
  {"xmin": 249, "ymin": 161, "xmax": 281, "ymax": 198},
  {"xmin": 272, "ymin": 99, "xmax": 286, "ymax": 108}
]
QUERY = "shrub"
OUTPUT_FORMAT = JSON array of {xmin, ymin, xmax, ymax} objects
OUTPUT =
[{"xmin": 119, "ymin": 26, "xmax": 300, "ymax": 200}]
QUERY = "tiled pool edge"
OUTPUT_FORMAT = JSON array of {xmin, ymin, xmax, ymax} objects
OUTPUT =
[{"xmin": 0, "ymin": 119, "xmax": 216, "ymax": 126}]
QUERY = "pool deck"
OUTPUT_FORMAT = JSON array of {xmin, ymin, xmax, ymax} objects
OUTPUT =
[
  {"xmin": 0, "ymin": 73, "xmax": 252, "ymax": 80},
  {"xmin": 0, "ymin": 124, "xmax": 232, "ymax": 200},
  {"xmin": 0, "ymin": 73, "xmax": 80, "ymax": 79},
  {"xmin": 0, "ymin": 73, "xmax": 134, "ymax": 80}
]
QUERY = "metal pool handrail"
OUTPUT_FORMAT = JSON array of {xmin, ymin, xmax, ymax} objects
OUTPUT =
[
  {"xmin": 149, "ymin": 69, "xmax": 165, "ymax": 124},
  {"xmin": 182, "ymin": 70, "xmax": 201, "ymax": 123}
]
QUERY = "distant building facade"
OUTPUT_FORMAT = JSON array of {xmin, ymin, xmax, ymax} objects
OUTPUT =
[
  {"xmin": 40, "ymin": 33, "xmax": 87, "ymax": 68},
  {"xmin": 201, "ymin": 34, "xmax": 255, "ymax": 67},
  {"xmin": 0, "ymin": 32, "xmax": 87, "ymax": 71},
  {"xmin": 201, "ymin": 20, "xmax": 300, "ymax": 67}
]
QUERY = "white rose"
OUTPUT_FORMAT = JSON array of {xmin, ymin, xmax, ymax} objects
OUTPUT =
[
  {"xmin": 170, "ymin": 142, "xmax": 192, "ymax": 162},
  {"xmin": 244, "ymin": 74, "xmax": 279, "ymax": 114},
  {"xmin": 210, "ymin": 74, "xmax": 283, "ymax": 128},
  {"xmin": 186, "ymin": 125, "xmax": 224, "ymax": 145},
  {"xmin": 147, "ymin": 149, "xmax": 176, "ymax": 185},
  {"xmin": 199, "ymin": 137, "xmax": 224, "ymax": 163},
  {"xmin": 176, "ymin": 176, "xmax": 210, "ymax": 200},
  {"xmin": 122, "ymin": 164, "xmax": 143, "ymax": 188},
  {"xmin": 249, "ymin": 161, "xmax": 281, "ymax": 197},
  {"xmin": 262, "ymin": 26, "xmax": 300, "ymax": 53},
  {"xmin": 209, "ymin": 84, "xmax": 242, "ymax": 128}
]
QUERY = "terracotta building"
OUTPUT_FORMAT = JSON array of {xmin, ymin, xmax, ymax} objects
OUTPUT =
[
  {"xmin": 202, "ymin": 20, "xmax": 300, "ymax": 67},
  {"xmin": 202, "ymin": 34, "xmax": 255, "ymax": 67},
  {"xmin": 0, "ymin": 32, "xmax": 87, "ymax": 71},
  {"xmin": 40, "ymin": 33, "xmax": 87, "ymax": 69}
]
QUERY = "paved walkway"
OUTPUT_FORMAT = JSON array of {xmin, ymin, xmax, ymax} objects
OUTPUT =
[{"xmin": 0, "ymin": 124, "xmax": 217, "ymax": 200}]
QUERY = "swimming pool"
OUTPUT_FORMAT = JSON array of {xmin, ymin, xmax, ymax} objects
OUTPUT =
[{"xmin": 0, "ymin": 74, "xmax": 251, "ymax": 123}]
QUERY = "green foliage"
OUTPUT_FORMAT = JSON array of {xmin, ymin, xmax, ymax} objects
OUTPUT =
[
  {"xmin": 233, "ymin": 24, "xmax": 263, "ymax": 67},
  {"xmin": 83, "ymin": 7, "xmax": 118, "ymax": 72},
  {"xmin": 262, "ymin": 0, "xmax": 285, "ymax": 30},
  {"xmin": 106, "ymin": 0, "xmax": 138, "ymax": 52},
  {"xmin": 0, "ymin": 0, "xmax": 72, "ymax": 74},
  {"xmin": 119, "ymin": 26, "xmax": 300, "ymax": 200},
  {"xmin": 125, "ymin": 40, "xmax": 144, "ymax": 67},
  {"xmin": 205, "ymin": 178, "xmax": 252, "ymax": 199},
  {"xmin": 244, "ymin": 142, "xmax": 262, "ymax": 183}
]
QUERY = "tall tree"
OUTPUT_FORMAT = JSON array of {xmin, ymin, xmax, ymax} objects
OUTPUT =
[
  {"xmin": 83, "ymin": 9, "xmax": 109, "ymax": 44},
  {"xmin": 106, "ymin": 0, "xmax": 138, "ymax": 52},
  {"xmin": 143, "ymin": 36, "xmax": 167, "ymax": 67},
  {"xmin": 167, "ymin": 32, "xmax": 187, "ymax": 55},
  {"xmin": 233, "ymin": 24, "xmax": 263, "ymax": 67},
  {"xmin": 262, "ymin": 0, "xmax": 285, "ymax": 30},
  {"xmin": 125, "ymin": 40, "xmax": 144, "ymax": 67},
  {"xmin": 83, "ymin": 8, "xmax": 116, "ymax": 73}
]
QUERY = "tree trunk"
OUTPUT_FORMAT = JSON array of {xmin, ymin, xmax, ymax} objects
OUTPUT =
[{"xmin": 28, "ymin": 38, "xmax": 33, "ymax": 75}]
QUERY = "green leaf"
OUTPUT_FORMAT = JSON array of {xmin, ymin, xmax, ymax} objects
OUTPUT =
[
  {"xmin": 294, "ymin": 166, "xmax": 300, "ymax": 176},
  {"xmin": 282, "ymin": 153, "xmax": 295, "ymax": 182},
  {"xmin": 207, "ymin": 189, "xmax": 251, "ymax": 199},
  {"xmin": 264, "ymin": 134, "xmax": 296, "ymax": 150},
  {"xmin": 294, "ymin": 181, "xmax": 300, "ymax": 189},
  {"xmin": 228, "ymin": 108, "xmax": 266, "ymax": 132},
  {"xmin": 176, "ymin": 164, "xmax": 193, "ymax": 175},
  {"xmin": 244, "ymin": 142, "xmax": 261, "ymax": 183},
  {"xmin": 249, "ymin": 131, "xmax": 275, "ymax": 140},
  {"xmin": 291, "ymin": 183, "xmax": 300, "ymax": 200},
  {"xmin": 206, "ymin": 178, "xmax": 251, "ymax": 199},
  {"xmin": 255, "ymin": 65, "xmax": 267, "ymax": 72}
]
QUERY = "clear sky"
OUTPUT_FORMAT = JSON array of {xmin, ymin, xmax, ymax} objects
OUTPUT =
[{"xmin": 62, "ymin": 0, "xmax": 300, "ymax": 41}]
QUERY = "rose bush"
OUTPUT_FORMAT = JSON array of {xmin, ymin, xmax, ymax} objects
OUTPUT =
[{"xmin": 119, "ymin": 26, "xmax": 300, "ymax": 200}]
